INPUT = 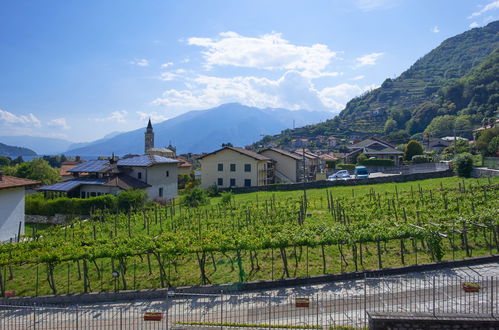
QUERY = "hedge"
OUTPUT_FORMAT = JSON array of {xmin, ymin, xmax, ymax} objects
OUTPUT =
[
  {"xmin": 359, "ymin": 159, "xmax": 395, "ymax": 166},
  {"xmin": 335, "ymin": 163, "xmax": 356, "ymax": 171},
  {"xmin": 26, "ymin": 190, "xmax": 147, "ymax": 216},
  {"xmin": 412, "ymin": 155, "xmax": 432, "ymax": 164}
]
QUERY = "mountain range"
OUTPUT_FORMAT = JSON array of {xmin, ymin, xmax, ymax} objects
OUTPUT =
[
  {"xmin": 0, "ymin": 142, "xmax": 36, "ymax": 158},
  {"xmin": 65, "ymin": 104, "xmax": 332, "ymax": 156},
  {"xmin": 255, "ymin": 20, "xmax": 499, "ymax": 148}
]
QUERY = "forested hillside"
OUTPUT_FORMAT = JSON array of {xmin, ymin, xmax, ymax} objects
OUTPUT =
[{"xmin": 256, "ymin": 21, "xmax": 499, "ymax": 147}]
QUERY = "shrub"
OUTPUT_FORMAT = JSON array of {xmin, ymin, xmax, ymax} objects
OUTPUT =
[
  {"xmin": 453, "ymin": 153, "xmax": 474, "ymax": 178},
  {"xmin": 411, "ymin": 155, "xmax": 432, "ymax": 164},
  {"xmin": 404, "ymin": 140, "xmax": 424, "ymax": 161},
  {"xmin": 116, "ymin": 189, "xmax": 147, "ymax": 211},
  {"xmin": 336, "ymin": 164, "xmax": 355, "ymax": 171},
  {"xmin": 206, "ymin": 184, "xmax": 220, "ymax": 197},
  {"xmin": 356, "ymin": 153, "xmax": 367, "ymax": 164},
  {"xmin": 359, "ymin": 159, "xmax": 395, "ymax": 166},
  {"xmin": 180, "ymin": 187, "xmax": 209, "ymax": 207},
  {"xmin": 220, "ymin": 191, "xmax": 233, "ymax": 205},
  {"xmin": 26, "ymin": 193, "xmax": 118, "ymax": 216}
]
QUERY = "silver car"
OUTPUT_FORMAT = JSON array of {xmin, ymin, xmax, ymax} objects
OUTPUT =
[{"xmin": 327, "ymin": 170, "xmax": 351, "ymax": 181}]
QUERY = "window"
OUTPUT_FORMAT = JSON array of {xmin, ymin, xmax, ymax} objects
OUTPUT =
[
  {"xmin": 81, "ymin": 191, "xmax": 86, "ymax": 198},
  {"xmin": 230, "ymin": 178, "xmax": 236, "ymax": 186},
  {"xmin": 230, "ymin": 164, "xmax": 236, "ymax": 172},
  {"xmin": 217, "ymin": 178, "xmax": 223, "ymax": 186},
  {"xmin": 159, "ymin": 187, "xmax": 163, "ymax": 197},
  {"xmin": 138, "ymin": 172, "xmax": 142, "ymax": 179},
  {"xmin": 217, "ymin": 163, "xmax": 223, "ymax": 171},
  {"xmin": 166, "ymin": 170, "xmax": 169, "ymax": 177},
  {"xmin": 244, "ymin": 179, "xmax": 251, "ymax": 187},
  {"xmin": 244, "ymin": 164, "xmax": 251, "ymax": 172},
  {"xmin": 90, "ymin": 192, "xmax": 97, "ymax": 197}
]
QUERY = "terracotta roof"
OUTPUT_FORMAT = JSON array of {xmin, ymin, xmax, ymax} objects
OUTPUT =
[
  {"xmin": 319, "ymin": 154, "xmax": 340, "ymax": 161},
  {"xmin": 0, "ymin": 175, "xmax": 40, "ymax": 190},
  {"xmin": 351, "ymin": 137, "xmax": 396, "ymax": 149},
  {"xmin": 60, "ymin": 163, "xmax": 80, "ymax": 176},
  {"xmin": 176, "ymin": 157, "xmax": 192, "ymax": 167},
  {"xmin": 293, "ymin": 149, "xmax": 319, "ymax": 159},
  {"xmin": 199, "ymin": 146, "xmax": 270, "ymax": 161},
  {"xmin": 260, "ymin": 148, "xmax": 302, "ymax": 161}
]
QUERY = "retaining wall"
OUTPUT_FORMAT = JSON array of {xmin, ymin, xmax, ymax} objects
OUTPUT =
[
  {"xmin": 25, "ymin": 214, "xmax": 88, "ymax": 225},
  {"xmin": 2, "ymin": 254, "xmax": 497, "ymax": 306},
  {"xmin": 368, "ymin": 312, "xmax": 499, "ymax": 329},
  {"xmin": 222, "ymin": 169, "xmax": 454, "ymax": 194},
  {"xmin": 471, "ymin": 167, "xmax": 499, "ymax": 178}
]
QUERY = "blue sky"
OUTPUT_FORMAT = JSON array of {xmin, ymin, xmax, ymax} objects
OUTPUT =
[{"xmin": 0, "ymin": 0, "xmax": 498, "ymax": 142}]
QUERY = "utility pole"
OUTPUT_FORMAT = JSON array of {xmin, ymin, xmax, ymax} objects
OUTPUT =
[
  {"xmin": 302, "ymin": 145, "xmax": 307, "ymax": 216},
  {"xmin": 453, "ymin": 128, "xmax": 457, "ymax": 156}
]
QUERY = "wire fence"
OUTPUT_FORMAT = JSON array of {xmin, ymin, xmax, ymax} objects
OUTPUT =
[{"xmin": 0, "ymin": 275, "xmax": 498, "ymax": 329}]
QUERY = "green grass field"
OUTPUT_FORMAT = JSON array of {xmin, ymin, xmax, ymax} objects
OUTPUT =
[{"xmin": 1, "ymin": 176, "xmax": 498, "ymax": 297}]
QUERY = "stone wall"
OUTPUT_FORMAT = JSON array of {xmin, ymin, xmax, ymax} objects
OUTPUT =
[
  {"xmin": 471, "ymin": 167, "xmax": 499, "ymax": 178},
  {"xmin": 368, "ymin": 312, "xmax": 499, "ymax": 329},
  {"xmin": 25, "ymin": 214, "xmax": 88, "ymax": 225},
  {"xmin": 222, "ymin": 169, "xmax": 454, "ymax": 194}
]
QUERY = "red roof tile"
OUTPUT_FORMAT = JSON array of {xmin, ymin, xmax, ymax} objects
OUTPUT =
[{"xmin": 0, "ymin": 175, "xmax": 40, "ymax": 190}]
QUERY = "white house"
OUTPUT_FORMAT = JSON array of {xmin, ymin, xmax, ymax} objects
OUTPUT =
[
  {"xmin": 0, "ymin": 174, "xmax": 39, "ymax": 242},
  {"xmin": 39, "ymin": 155, "xmax": 179, "ymax": 201}
]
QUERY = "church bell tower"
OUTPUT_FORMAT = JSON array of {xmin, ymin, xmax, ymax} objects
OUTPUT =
[{"xmin": 144, "ymin": 119, "xmax": 154, "ymax": 153}]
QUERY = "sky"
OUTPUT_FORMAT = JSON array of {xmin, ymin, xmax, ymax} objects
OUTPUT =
[{"xmin": 0, "ymin": 0, "xmax": 498, "ymax": 142}]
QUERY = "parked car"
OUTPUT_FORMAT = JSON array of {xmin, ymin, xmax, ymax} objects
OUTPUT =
[
  {"xmin": 327, "ymin": 170, "xmax": 351, "ymax": 181},
  {"xmin": 354, "ymin": 166, "xmax": 369, "ymax": 179}
]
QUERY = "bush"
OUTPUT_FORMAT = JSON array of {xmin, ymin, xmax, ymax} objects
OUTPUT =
[
  {"xmin": 356, "ymin": 153, "xmax": 367, "ymax": 164},
  {"xmin": 26, "ymin": 193, "xmax": 118, "ymax": 216},
  {"xmin": 453, "ymin": 153, "xmax": 474, "ymax": 178},
  {"xmin": 404, "ymin": 140, "xmax": 424, "ymax": 161},
  {"xmin": 359, "ymin": 159, "xmax": 395, "ymax": 166},
  {"xmin": 206, "ymin": 184, "xmax": 220, "ymax": 197},
  {"xmin": 336, "ymin": 164, "xmax": 355, "ymax": 171},
  {"xmin": 411, "ymin": 155, "xmax": 432, "ymax": 164},
  {"xmin": 220, "ymin": 191, "xmax": 233, "ymax": 205},
  {"xmin": 180, "ymin": 187, "xmax": 209, "ymax": 207},
  {"xmin": 117, "ymin": 189, "xmax": 147, "ymax": 211}
]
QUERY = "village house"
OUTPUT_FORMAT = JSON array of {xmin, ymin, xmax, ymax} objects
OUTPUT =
[
  {"xmin": 344, "ymin": 137, "xmax": 404, "ymax": 165},
  {"xmin": 293, "ymin": 149, "xmax": 326, "ymax": 181},
  {"xmin": 199, "ymin": 146, "xmax": 274, "ymax": 188},
  {"xmin": 259, "ymin": 147, "xmax": 303, "ymax": 183},
  {"xmin": 0, "ymin": 173, "xmax": 39, "ymax": 241}
]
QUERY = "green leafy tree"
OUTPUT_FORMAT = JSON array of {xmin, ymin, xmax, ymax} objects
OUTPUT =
[
  {"xmin": 5, "ymin": 159, "xmax": 60, "ymax": 184},
  {"xmin": 383, "ymin": 119, "xmax": 397, "ymax": 134},
  {"xmin": 453, "ymin": 152, "xmax": 474, "ymax": 177},
  {"xmin": 0, "ymin": 156, "xmax": 11, "ymax": 167},
  {"xmin": 488, "ymin": 136, "xmax": 499, "ymax": 156},
  {"xmin": 475, "ymin": 127, "xmax": 499, "ymax": 156},
  {"xmin": 117, "ymin": 189, "xmax": 147, "ymax": 211},
  {"xmin": 404, "ymin": 140, "xmax": 424, "ymax": 161},
  {"xmin": 180, "ymin": 187, "xmax": 209, "ymax": 207}
]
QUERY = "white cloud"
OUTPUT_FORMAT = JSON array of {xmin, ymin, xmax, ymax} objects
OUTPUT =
[
  {"xmin": 96, "ymin": 111, "xmax": 127, "ymax": 123},
  {"xmin": 159, "ymin": 72, "xmax": 178, "ymax": 81},
  {"xmin": 468, "ymin": 1, "xmax": 499, "ymax": 18},
  {"xmin": 354, "ymin": 52, "xmax": 384, "ymax": 68},
  {"xmin": 161, "ymin": 62, "xmax": 174, "ymax": 68},
  {"xmin": 469, "ymin": 22, "xmax": 480, "ymax": 28},
  {"xmin": 136, "ymin": 111, "xmax": 168, "ymax": 123},
  {"xmin": 431, "ymin": 26, "xmax": 440, "ymax": 33},
  {"xmin": 151, "ymin": 70, "xmax": 372, "ymax": 113},
  {"xmin": 129, "ymin": 59, "xmax": 150, "ymax": 67},
  {"xmin": 351, "ymin": 75, "xmax": 365, "ymax": 81},
  {"xmin": 187, "ymin": 31, "xmax": 337, "ymax": 76},
  {"xmin": 0, "ymin": 109, "xmax": 41, "ymax": 127},
  {"xmin": 47, "ymin": 117, "xmax": 70, "ymax": 130}
]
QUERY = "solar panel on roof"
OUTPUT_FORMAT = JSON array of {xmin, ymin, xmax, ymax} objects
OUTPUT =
[
  {"xmin": 68, "ymin": 160, "xmax": 110, "ymax": 173},
  {"xmin": 39, "ymin": 178, "xmax": 107, "ymax": 192}
]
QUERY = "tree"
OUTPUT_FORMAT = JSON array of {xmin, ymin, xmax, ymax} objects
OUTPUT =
[
  {"xmin": 383, "ymin": 119, "xmax": 397, "ymax": 134},
  {"xmin": 0, "ymin": 156, "xmax": 11, "ymax": 167},
  {"xmin": 488, "ymin": 136, "xmax": 499, "ymax": 156},
  {"xmin": 117, "ymin": 189, "xmax": 147, "ymax": 211},
  {"xmin": 404, "ymin": 140, "xmax": 424, "ymax": 161},
  {"xmin": 453, "ymin": 153, "xmax": 474, "ymax": 177},
  {"xmin": 424, "ymin": 115, "xmax": 457, "ymax": 138},
  {"xmin": 475, "ymin": 127, "xmax": 499, "ymax": 156},
  {"xmin": 5, "ymin": 159, "xmax": 60, "ymax": 184}
]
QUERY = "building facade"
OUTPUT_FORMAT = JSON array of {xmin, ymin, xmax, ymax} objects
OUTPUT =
[
  {"xmin": 259, "ymin": 148, "xmax": 303, "ymax": 183},
  {"xmin": 0, "ymin": 174, "xmax": 39, "ymax": 242},
  {"xmin": 199, "ymin": 147, "xmax": 273, "ymax": 188}
]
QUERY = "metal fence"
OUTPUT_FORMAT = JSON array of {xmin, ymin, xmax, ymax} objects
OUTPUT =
[{"xmin": 1, "ymin": 275, "xmax": 498, "ymax": 329}]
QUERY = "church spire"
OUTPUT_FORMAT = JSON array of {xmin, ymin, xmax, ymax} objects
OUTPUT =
[{"xmin": 144, "ymin": 119, "xmax": 154, "ymax": 153}]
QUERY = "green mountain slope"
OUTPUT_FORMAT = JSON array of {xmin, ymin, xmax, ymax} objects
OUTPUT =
[
  {"xmin": 257, "ymin": 21, "xmax": 499, "ymax": 147},
  {"xmin": 0, "ymin": 142, "xmax": 37, "ymax": 157}
]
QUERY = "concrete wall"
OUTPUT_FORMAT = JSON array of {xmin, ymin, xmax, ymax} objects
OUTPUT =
[
  {"xmin": 145, "ymin": 163, "xmax": 178, "ymax": 200},
  {"xmin": 25, "ymin": 214, "xmax": 89, "ymax": 225},
  {"xmin": 0, "ymin": 187, "xmax": 25, "ymax": 242},
  {"xmin": 221, "ymin": 169, "xmax": 454, "ymax": 194},
  {"xmin": 260, "ymin": 150, "xmax": 299, "ymax": 182},
  {"xmin": 200, "ymin": 149, "xmax": 265, "ymax": 188},
  {"xmin": 368, "ymin": 312, "xmax": 499, "ymax": 329},
  {"xmin": 364, "ymin": 162, "xmax": 449, "ymax": 174},
  {"xmin": 471, "ymin": 167, "xmax": 499, "ymax": 178}
]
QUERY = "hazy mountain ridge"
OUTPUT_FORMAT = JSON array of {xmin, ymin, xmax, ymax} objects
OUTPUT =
[
  {"xmin": 65, "ymin": 103, "xmax": 333, "ymax": 156},
  {"xmin": 0, "ymin": 142, "xmax": 37, "ymax": 157}
]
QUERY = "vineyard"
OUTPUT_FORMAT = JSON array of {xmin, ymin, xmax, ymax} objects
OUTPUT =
[{"xmin": 1, "ymin": 177, "xmax": 499, "ymax": 297}]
